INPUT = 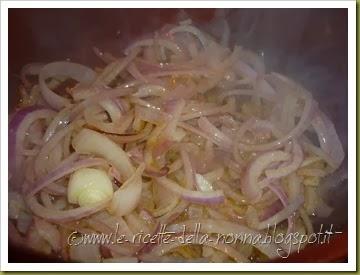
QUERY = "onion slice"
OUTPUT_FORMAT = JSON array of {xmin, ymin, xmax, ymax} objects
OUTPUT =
[
  {"xmin": 156, "ymin": 177, "xmax": 224, "ymax": 205},
  {"xmin": 311, "ymin": 111, "xmax": 345, "ymax": 169},
  {"xmin": 265, "ymin": 141, "xmax": 304, "ymax": 179},
  {"xmin": 147, "ymin": 234, "xmax": 249, "ymax": 263},
  {"xmin": 198, "ymin": 117, "xmax": 233, "ymax": 151},
  {"xmin": 167, "ymin": 219, "xmax": 282, "ymax": 259},
  {"xmin": 9, "ymin": 106, "xmax": 56, "ymax": 188},
  {"xmin": 257, "ymin": 195, "xmax": 304, "ymax": 230},
  {"xmin": 109, "ymin": 163, "xmax": 145, "ymax": 216},
  {"xmin": 72, "ymin": 128, "xmax": 135, "ymax": 181},
  {"xmin": 25, "ymin": 195, "xmax": 109, "ymax": 223},
  {"xmin": 241, "ymin": 151, "xmax": 290, "ymax": 202},
  {"xmin": 39, "ymin": 61, "xmax": 96, "ymax": 110},
  {"xmin": 27, "ymin": 155, "xmax": 107, "ymax": 196}
]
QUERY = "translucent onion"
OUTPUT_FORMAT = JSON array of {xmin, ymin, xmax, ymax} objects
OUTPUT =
[
  {"xmin": 72, "ymin": 128, "xmax": 135, "ymax": 181},
  {"xmin": 39, "ymin": 61, "xmax": 97, "ymax": 110},
  {"xmin": 109, "ymin": 164, "xmax": 145, "ymax": 217}
]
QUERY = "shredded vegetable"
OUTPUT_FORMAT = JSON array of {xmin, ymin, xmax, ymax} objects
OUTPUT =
[{"xmin": 8, "ymin": 19, "xmax": 345, "ymax": 263}]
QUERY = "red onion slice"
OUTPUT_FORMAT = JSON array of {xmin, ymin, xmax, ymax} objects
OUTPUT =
[
  {"xmin": 156, "ymin": 177, "xmax": 224, "ymax": 205},
  {"xmin": 167, "ymin": 219, "xmax": 282, "ymax": 259},
  {"xmin": 39, "ymin": 61, "xmax": 97, "ymax": 110},
  {"xmin": 147, "ymin": 234, "xmax": 249, "ymax": 263},
  {"xmin": 9, "ymin": 106, "xmax": 56, "ymax": 189},
  {"xmin": 265, "ymin": 141, "xmax": 304, "ymax": 179},
  {"xmin": 72, "ymin": 128, "xmax": 135, "ymax": 181},
  {"xmin": 311, "ymin": 111, "xmax": 345, "ymax": 169},
  {"xmin": 27, "ymin": 155, "xmax": 107, "ymax": 196},
  {"xmin": 198, "ymin": 117, "xmax": 233, "ymax": 151},
  {"xmin": 241, "ymin": 150, "xmax": 291, "ymax": 202},
  {"xmin": 25, "ymin": 195, "xmax": 109, "ymax": 223},
  {"xmin": 237, "ymin": 95, "xmax": 316, "ymax": 152},
  {"xmin": 257, "ymin": 195, "xmax": 304, "ymax": 230}
]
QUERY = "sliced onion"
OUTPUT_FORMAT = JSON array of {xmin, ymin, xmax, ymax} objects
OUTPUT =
[
  {"xmin": 109, "ymin": 164, "xmax": 145, "ymax": 216},
  {"xmin": 33, "ymin": 216, "xmax": 61, "ymax": 252},
  {"xmin": 9, "ymin": 106, "xmax": 56, "ymax": 188},
  {"xmin": 35, "ymin": 120, "xmax": 83, "ymax": 178},
  {"xmin": 237, "ymin": 95, "xmax": 316, "ymax": 151},
  {"xmin": 72, "ymin": 128, "xmax": 135, "ymax": 181},
  {"xmin": 257, "ymin": 195, "xmax": 304, "ymax": 230},
  {"xmin": 96, "ymin": 48, "xmax": 140, "ymax": 85},
  {"xmin": 267, "ymin": 182, "xmax": 294, "ymax": 234},
  {"xmin": 241, "ymin": 151, "xmax": 290, "ymax": 202},
  {"xmin": 20, "ymin": 63, "xmax": 44, "ymax": 87},
  {"xmin": 195, "ymin": 174, "xmax": 214, "ymax": 192},
  {"xmin": 124, "ymin": 38, "xmax": 183, "ymax": 56},
  {"xmin": 147, "ymin": 233, "xmax": 248, "ymax": 263},
  {"xmin": 161, "ymin": 202, "xmax": 190, "ymax": 227},
  {"xmin": 219, "ymin": 88, "xmax": 275, "ymax": 103},
  {"xmin": 17, "ymin": 211, "xmax": 33, "ymax": 234},
  {"xmin": 156, "ymin": 177, "xmax": 224, "ymax": 205},
  {"xmin": 180, "ymin": 147, "xmax": 196, "ymax": 189},
  {"xmin": 169, "ymin": 25, "xmax": 208, "ymax": 48},
  {"xmin": 26, "ymin": 195, "xmax": 109, "ymax": 223},
  {"xmin": 265, "ymin": 141, "xmax": 304, "ymax": 179},
  {"xmin": 134, "ymin": 105, "xmax": 170, "ymax": 125},
  {"xmin": 134, "ymin": 84, "xmax": 167, "ymax": 98},
  {"xmin": 198, "ymin": 117, "xmax": 233, "ymax": 151},
  {"xmin": 311, "ymin": 111, "xmax": 345, "ymax": 169},
  {"xmin": 69, "ymin": 241, "xmax": 102, "ymax": 262},
  {"xmin": 167, "ymin": 219, "xmax": 281, "ymax": 259},
  {"xmin": 106, "ymin": 123, "xmax": 153, "ymax": 144},
  {"xmin": 39, "ymin": 61, "xmax": 96, "ymax": 110},
  {"xmin": 84, "ymin": 108, "xmax": 134, "ymax": 135},
  {"xmin": 28, "ymin": 155, "xmax": 107, "ymax": 196}
]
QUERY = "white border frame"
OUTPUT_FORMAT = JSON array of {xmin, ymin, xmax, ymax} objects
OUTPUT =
[{"xmin": 0, "ymin": 0, "xmax": 356, "ymax": 272}]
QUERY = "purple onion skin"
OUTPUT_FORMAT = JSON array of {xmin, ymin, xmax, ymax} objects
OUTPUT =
[
  {"xmin": 183, "ymin": 195, "xmax": 225, "ymax": 205},
  {"xmin": 8, "ymin": 106, "xmax": 44, "ymax": 189}
]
